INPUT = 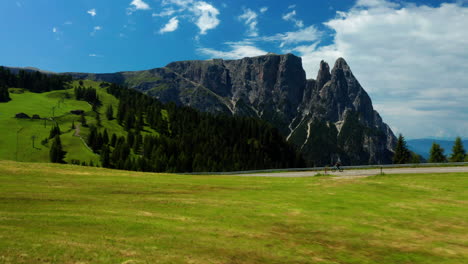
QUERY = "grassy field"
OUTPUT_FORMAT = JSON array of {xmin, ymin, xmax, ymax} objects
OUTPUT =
[
  {"xmin": 0, "ymin": 161, "xmax": 466, "ymax": 264},
  {"xmin": 0, "ymin": 80, "xmax": 149, "ymax": 165}
]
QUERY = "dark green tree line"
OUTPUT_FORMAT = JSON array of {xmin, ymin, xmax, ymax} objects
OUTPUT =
[
  {"xmin": 0, "ymin": 66, "xmax": 71, "ymax": 92},
  {"xmin": 93, "ymin": 83, "xmax": 305, "ymax": 172}
]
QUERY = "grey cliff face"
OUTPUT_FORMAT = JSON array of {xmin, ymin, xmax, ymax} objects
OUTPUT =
[{"xmin": 68, "ymin": 54, "xmax": 396, "ymax": 165}]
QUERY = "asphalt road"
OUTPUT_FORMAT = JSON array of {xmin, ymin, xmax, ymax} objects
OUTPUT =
[{"xmin": 231, "ymin": 166, "xmax": 468, "ymax": 178}]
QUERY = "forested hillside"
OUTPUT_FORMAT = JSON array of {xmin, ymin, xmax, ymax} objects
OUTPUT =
[{"xmin": 0, "ymin": 68, "xmax": 304, "ymax": 172}]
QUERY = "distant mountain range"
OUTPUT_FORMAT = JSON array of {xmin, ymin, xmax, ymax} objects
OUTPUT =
[{"xmin": 407, "ymin": 139, "xmax": 468, "ymax": 159}]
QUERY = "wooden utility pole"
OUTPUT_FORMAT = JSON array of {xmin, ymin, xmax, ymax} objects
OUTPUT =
[
  {"xmin": 16, "ymin": 127, "xmax": 23, "ymax": 161},
  {"xmin": 31, "ymin": 135, "xmax": 37, "ymax": 149}
]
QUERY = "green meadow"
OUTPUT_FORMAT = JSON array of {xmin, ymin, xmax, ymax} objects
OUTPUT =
[
  {"xmin": 0, "ymin": 80, "xmax": 134, "ymax": 165},
  {"xmin": 0, "ymin": 161, "xmax": 466, "ymax": 264}
]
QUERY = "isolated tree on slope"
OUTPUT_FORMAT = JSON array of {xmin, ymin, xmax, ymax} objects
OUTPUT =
[
  {"xmin": 49, "ymin": 135, "xmax": 65, "ymax": 163},
  {"xmin": 393, "ymin": 134, "xmax": 411, "ymax": 164},
  {"xmin": 449, "ymin": 137, "xmax": 466, "ymax": 162},
  {"xmin": 428, "ymin": 143, "xmax": 446, "ymax": 163}
]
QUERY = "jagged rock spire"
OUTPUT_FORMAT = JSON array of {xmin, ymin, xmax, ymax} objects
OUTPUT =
[{"xmin": 316, "ymin": 60, "xmax": 331, "ymax": 89}]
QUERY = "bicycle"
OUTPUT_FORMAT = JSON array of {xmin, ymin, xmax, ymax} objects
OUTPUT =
[{"xmin": 331, "ymin": 166, "xmax": 343, "ymax": 172}]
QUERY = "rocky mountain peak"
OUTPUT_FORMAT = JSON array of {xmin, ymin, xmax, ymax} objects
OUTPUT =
[
  {"xmin": 316, "ymin": 60, "xmax": 331, "ymax": 90},
  {"xmin": 333, "ymin": 57, "xmax": 349, "ymax": 69},
  {"xmin": 67, "ymin": 54, "xmax": 396, "ymax": 166}
]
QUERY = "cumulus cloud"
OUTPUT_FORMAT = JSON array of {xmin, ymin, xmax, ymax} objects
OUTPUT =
[
  {"xmin": 295, "ymin": 1, "xmax": 468, "ymax": 138},
  {"xmin": 282, "ymin": 10, "xmax": 304, "ymax": 28},
  {"xmin": 239, "ymin": 8, "xmax": 258, "ymax": 37},
  {"xmin": 192, "ymin": 1, "xmax": 220, "ymax": 35},
  {"xmin": 87, "ymin": 8, "xmax": 96, "ymax": 17},
  {"xmin": 130, "ymin": 0, "xmax": 150, "ymax": 10},
  {"xmin": 260, "ymin": 7, "xmax": 268, "ymax": 13},
  {"xmin": 198, "ymin": 41, "xmax": 267, "ymax": 59},
  {"xmin": 159, "ymin": 17, "xmax": 179, "ymax": 33},
  {"xmin": 157, "ymin": 0, "xmax": 220, "ymax": 35},
  {"xmin": 127, "ymin": 0, "xmax": 151, "ymax": 15},
  {"xmin": 52, "ymin": 27, "xmax": 57, "ymax": 33}
]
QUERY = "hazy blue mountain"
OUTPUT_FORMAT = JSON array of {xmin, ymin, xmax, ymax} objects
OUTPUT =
[{"xmin": 407, "ymin": 139, "xmax": 468, "ymax": 159}]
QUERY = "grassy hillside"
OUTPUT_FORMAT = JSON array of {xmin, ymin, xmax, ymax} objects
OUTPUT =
[
  {"xmin": 0, "ymin": 160, "xmax": 466, "ymax": 264},
  {"xmin": 0, "ymin": 80, "xmax": 133, "ymax": 165}
]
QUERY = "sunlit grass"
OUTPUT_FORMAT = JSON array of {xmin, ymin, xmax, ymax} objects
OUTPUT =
[{"xmin": 0, "ymin": 160, "xmax": 466, "ymax": 263}]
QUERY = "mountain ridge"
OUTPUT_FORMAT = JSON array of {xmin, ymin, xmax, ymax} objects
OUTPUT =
[{"xmin": 3, "ymin": 53, "xmax": 397, "ymax": 166}]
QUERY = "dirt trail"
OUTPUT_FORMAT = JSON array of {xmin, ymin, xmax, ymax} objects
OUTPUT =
[
  {"xmin": 74, "ymin": 123, "xmax": 81, "ymax": 137},
  {"xmin": 231, "ymin": 166, "xmax": 468, "ymax": 178}
]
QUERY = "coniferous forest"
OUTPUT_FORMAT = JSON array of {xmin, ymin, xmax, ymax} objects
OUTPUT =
[
  {"xmin": 87, "ymin": 83, "xmax": 305, "ymax": 172},
  {"xmin": 0, "ymin": 66, "xmax": 71, "ymax": 93}
]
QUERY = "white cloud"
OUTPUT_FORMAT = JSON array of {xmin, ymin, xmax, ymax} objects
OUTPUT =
[
  {"xmin": 130, "ymin": 0, "xmax": 151, "ymax": 10},
  {"xmin": 127, "ymin": 0, "xmax": 151, "ymax": 15},
  {"xmin": 64, "ymin": 21, "xmax": 73, "ymax": 25},
  {"xmin": 282, "ymin": 10, "xmax": 304, "ymax": 28},
  {"xmin": 153, "ymin": 8, "xmax": 177, "ymax": 17},
  {"xmin": 87, "ymin": 8, "xmax": 96, "ymax": 17},
  {"xmin": 356, "ymin": 0, "xmax": 399, "ymax": 8},
  {"xmin": 90, "ymin": 26, "xmax": 102, "ymax": 36},
  {"xmin": 198, "ymin": 41, "xmax": 267, "ymax": 59},
  {"xmin": 239, "ymin": 9, "xmax": 258, "ymax": 37},
  {"xmin": 52, "ymin": 27, "xmax": 62, "ymax": 40},
  {"xmin": 159, "ymin": 17, "xmax": 179, "ymax": 33},
  {"xmin": 295, "ymin": 1, "xmax": 468, "ymax": 138},
  {"xmin": 262, "ymin": 25, "xmax": 321, "ymax": 47},
  {"xmin": 192, "ymin": 1, "xmax": 220, "ymax": 35},
  {"xmin": 260, "ymin": 7, "xmax": 268, "ymax": 13},
  {"xmin": 158, "ymin": 0, "xmax": 220, "ymax": 35},
  {"xmin": 288, "ymin": 4, "xmax": 296, "ymax": 9}
]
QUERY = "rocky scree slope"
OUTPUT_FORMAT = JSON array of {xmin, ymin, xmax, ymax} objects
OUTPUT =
[{"xmin": 69, "ymin": 54, "xmax": 396, "ymax": 165}]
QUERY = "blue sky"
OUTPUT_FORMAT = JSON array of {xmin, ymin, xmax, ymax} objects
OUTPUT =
[{"xmin": 1, "ymin": 0, "xmax": 467, "ymax": 139}]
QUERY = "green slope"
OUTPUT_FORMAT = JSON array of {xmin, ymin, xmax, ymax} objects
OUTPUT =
[
  {"xmin": 0, "ymin": 161, "xmax": 467, "ymax": 263},
  {"xmin": 0, "ymin": 80, "xmax": 133, "ymax": 165}
]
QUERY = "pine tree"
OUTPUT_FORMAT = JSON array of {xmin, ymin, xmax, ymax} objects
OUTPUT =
[
  {"xmin": 49, "ymin": 124, "xmax": 61, "ymax": 139},
  {"xmin": 80, "ymin": 114, "xmax": 87, "ymax": 127},
  {"xmin": 100, "ymin": 145, "xmax": 111, "ymax": 168},
  {"xmin": 49, "ymin": 135, "xmax": 65, "ymax": 163},
  {"xmin": 449, "ymin": 137, "xmax": 466, "ymax": 162},
  {"xmin": 429, "ymin": 143, "xmax": 447, "ymax": 163},
  {"xmin": 393, "ymin": 134, "xmax": 411, "ymax": 164},
  {"xmin": 102, "ymin": 129, "xmax": 109, "ymax": 145},
  {"xmin": 0, "ymin": 84, "xmax": 11, "ymax": 102},
  {"xmin": 410, "ymin": 152, "xmax": 421, "ymax": 164},
  {"xmin": 110, "ymin": 133, "xmax": 117, "ymax": 147},
  {"xmin": 106, "ymin": 104, "xmax": 114, "ymax": 120}
]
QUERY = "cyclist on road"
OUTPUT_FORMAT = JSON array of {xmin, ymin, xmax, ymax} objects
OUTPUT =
[{"xmin": 335, "ymin": 161, "xmax": 342, "ymax": 171}]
